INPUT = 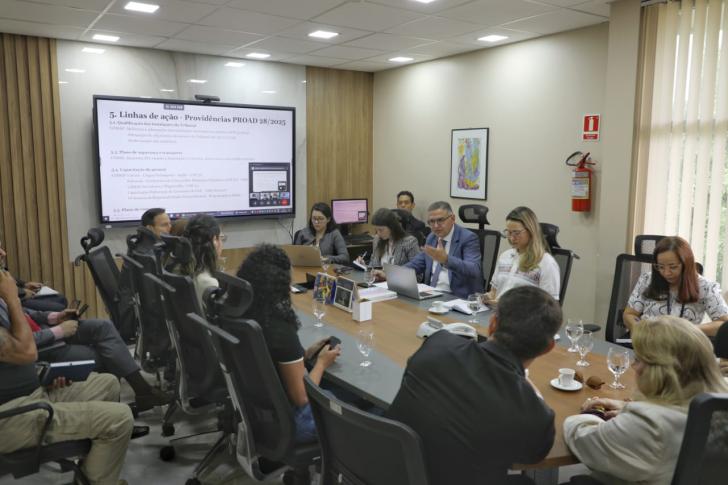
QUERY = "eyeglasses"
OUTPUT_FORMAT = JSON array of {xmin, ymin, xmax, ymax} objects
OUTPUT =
[
  {"xmin": 501, "ymin": 229, "xmax": 526, "ymax": 238},
  {"xmin": 653, "ymin": 263, "xmax": 682, "ymax": 273},
  {"xmin": 427, "ymin": 215, "xmax": 452, "ymax": 227},
  {"xmin": 311, "ymin": 216, "xmax": 327, "ymax": 223}
]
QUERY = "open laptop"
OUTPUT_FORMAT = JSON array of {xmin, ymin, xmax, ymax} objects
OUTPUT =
[
  {"xmin": 281, "ymin": 244, "xmax": 323, "ymax": 267},
  {"xmin": 383, "ymin": 263, "xmax": 442, "ymax": 300}
]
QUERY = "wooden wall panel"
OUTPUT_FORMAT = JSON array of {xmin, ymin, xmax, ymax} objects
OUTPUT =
[{"xmin": 306, "ymin": 67, "xmax": 373, "ymax": 223}]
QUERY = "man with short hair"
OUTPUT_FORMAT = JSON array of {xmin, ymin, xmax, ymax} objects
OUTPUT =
[
  {"xmin": 404, "ymin": 201, "xmax": 482, "ymax": 298},
  {"xmin": 0, "ymin": 268, "xmax": 134, "ymax": 485},
  {"xmin": 386, "ymin": 286, "xmax": 561, "ymax": 485},
  {"xmin": 140, "ymin": 207, "xmax": 171, "ymax": 239},
  {"xmin": 396, "ymin": 190, "xmax": 427, "ymax": 237}
]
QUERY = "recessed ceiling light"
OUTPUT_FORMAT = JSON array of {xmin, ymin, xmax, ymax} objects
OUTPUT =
[
  {"xmin": 225, "ymin": 61, "xmax": 245, "ymax": 68},
  {"xmin": 65, "ymin": 68, "xmax": 86, "ymax": 73},
  {"xmin": 308, "ymin": 30, "xmax": 339, "ymax": 40},
  {"xmin": 246, "ymin": 52, "xmax": 270, "ymax": 59},
  {"xmin": 92, "ymin": 34, "xmax": 119, "ymax": 42},
  {"xmin": 124, "ymin": 1, "xmax": 159, "ymax": 13},
  {"xmin": 478, "ymin": 34, "xmax": 508, "ymax": 43},
  {"xmin": 413, "ymin": 0, "xmax": 437, "ymax": 3},
  {"xmin": 388, "ymin": 56, "xmax": 413, "ymax": 63},
  {"xmin": 261, "ymin": 90, "xmax": 277, "ymax": 94},
  {"xmin": 82, "ymin": 47, "xmax": 105, "ymax": 54},
  {"xmin": 186, "ymin": 79, "xmax": 207, "ymax": 84},
  {"xmin": 139, "ymin": 96, "xmax": 152, "ymax": 98},
  {"xmin": 58, "ymin": 81, "xmax": 68, "ymax": 84},
  {"xmin": 160, "ymin": 88, "xmax": 175, "ymax": 92}
]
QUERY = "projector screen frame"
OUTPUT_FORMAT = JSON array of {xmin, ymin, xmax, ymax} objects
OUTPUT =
[{"xmin": 92, "ymin": 94, "xmax": 297, "ymax": 227}]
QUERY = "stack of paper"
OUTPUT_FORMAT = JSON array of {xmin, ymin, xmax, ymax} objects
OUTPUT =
[
  {"xmin": 442, "ymin": 299, "xmax": 490, "ymax": 315},
  {"xmin": 358, "ymin": 286, "xmax": 397, "ymax": 302}
]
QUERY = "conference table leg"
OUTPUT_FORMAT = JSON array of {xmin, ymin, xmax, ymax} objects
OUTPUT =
[{"xmin": 521, "ymin": 467, "xmax": 558, "ymax": 485}]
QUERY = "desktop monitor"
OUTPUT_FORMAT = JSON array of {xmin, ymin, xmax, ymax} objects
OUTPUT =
[{"xmin": 331, "ymin": 199, "xmax": 368, "ymax": 225}]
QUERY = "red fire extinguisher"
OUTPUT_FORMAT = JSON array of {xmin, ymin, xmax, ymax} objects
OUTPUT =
[{"xmin": 565, "ymin": 151, "xmax": 596, "ymax": 212}]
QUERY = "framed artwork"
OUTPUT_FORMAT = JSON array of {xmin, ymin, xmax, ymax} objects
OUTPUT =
[
  {"xmin": 333, "ymin": 276, "xmax": 357, "ymax": 313},
  {"xmin": 450, "ymin": 128, "xmax": 489, "ymax": 200}
]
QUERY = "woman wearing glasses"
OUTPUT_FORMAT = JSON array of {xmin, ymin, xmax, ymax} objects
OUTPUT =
[
  {"xmin": 294, "ymin": 202, "xmax": 349, "ymax": 264},
  {"xmin": 624, "ymin": 236, "xmax": 728, "ymax": 336},
  {"xmin": 483, "ymin": 206, "xmax": 560, "ymax": 305}
]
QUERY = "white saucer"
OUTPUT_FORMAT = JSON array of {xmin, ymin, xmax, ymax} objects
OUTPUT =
[
  {"xmin": 550, "ymin": 378, "xmax": 583, "ymax": 392},
  {"xmin": 428, "ymin": 307, "xmax": 449, "ymax": 315}
]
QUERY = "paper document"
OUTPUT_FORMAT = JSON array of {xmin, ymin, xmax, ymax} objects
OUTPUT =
[
  {"xmin": 36, "ymin": 286, "xmax": 59, "ymax": 296},
  {"xmin": 358, "ymin": 286, "xmax": 397, "ymax": 302},
  {"xmin": 442, "ymin": 298, "xmax": 489, "ymax": 315}
]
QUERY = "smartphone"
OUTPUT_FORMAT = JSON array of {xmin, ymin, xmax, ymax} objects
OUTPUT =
[
  {"xmin": 311, "ymin": 336, "xmax": 342, "ymax": 361},
  {"xmin": 76, "ymin": 303, "xmax": 89, "ymax": 318}
]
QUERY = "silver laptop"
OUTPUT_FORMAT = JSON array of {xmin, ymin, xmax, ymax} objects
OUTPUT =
[
  {"xmin": 281, "ymin": 245, "xmax": 322, "ymax": 267},
  {"xmin": 383, "ymin": 263, "xmax": 443, "ymax": 300}
]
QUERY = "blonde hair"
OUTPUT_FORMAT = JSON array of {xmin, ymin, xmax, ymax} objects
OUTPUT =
[
  {"xmin": 506, "ymin": 206, "xmax": 548, "ymax": 272},
  {"xmin": 632, "ymin": 316, "xmax": 728, "ymax": 406}
]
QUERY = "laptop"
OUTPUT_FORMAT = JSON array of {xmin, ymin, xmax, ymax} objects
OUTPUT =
[
  {"xmin": 383, "ymin": 263, "xmax": 443, "ymax": 300},
  {"xmin": 281, "ymin": 244, "xmax": 323, "ymax": 267}
]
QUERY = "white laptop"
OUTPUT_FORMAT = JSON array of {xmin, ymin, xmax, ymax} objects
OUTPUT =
[
  {"xmin": 383, "ymin": 263, "xmax": 443, "ymax": 300},
  {"xmin": 281, "ymin": 245, "xmax": 322, "ymax": 267}
]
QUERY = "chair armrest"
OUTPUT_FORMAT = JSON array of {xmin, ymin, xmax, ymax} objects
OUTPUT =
[
  {"xmin": 37, "ymin": 341, "xmax": 66, "ymax": 356},
  {"xmin": 0, "ymin": 401, "xmax": 55, "ymax": 447}
]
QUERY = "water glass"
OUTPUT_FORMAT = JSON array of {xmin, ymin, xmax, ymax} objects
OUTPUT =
[
  {"xmin": 467, "ymin": 293, "xmax": 481, "ymax": 324},
  {"xmin": 365, "ymin": 267, "xmax": 376, "ymax": 287},
  {"xmin": 576, "ymin": 330, "xmax": 594, "ymax": 367},
  {"xmin": 357, "ymin": 328, "xmax": 374, "ymax": 367},
  {"xmin": 607, "ymin": 347, "xmax": 630, "ymax": 389},
  {"xmin": 312, "ymin": 296, "xmax": 326, "ymax": 328},
  {"xmin": 321, "ymin": 257, "xmax": 330, "ymax": 273},
  {"xmin": 217, "ymin": 256, "xmax": 228, "ymax": 272},
  {"xmin": 565, "ymin": 319, "xmax": 584, "ymax": 353}
]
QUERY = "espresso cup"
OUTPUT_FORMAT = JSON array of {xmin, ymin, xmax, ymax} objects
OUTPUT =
[
  {"xmin": 558, "ymin": 368, "xmax": 576, "ymax": 387},
  {"xmin": 433, "ymin": 301, "xmax": 446, "ymax": 311}
]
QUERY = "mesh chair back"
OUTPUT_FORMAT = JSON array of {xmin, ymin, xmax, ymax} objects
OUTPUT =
[
  {"xmin": 304, "ymin": 376, "xmax": 430, "ymax": 485},
  {"xmin": 82, "ymin": 245, "xmax": 122, "ymax": 322},
  {"xmin": 606, "ymin": 254, "xmax": 654, "ymax": 343},
  {"xmin": 540, "ymin": 223, "xmax": 561, "ymax": 252},
  {"xmin": 714, "ymin": 322, "xmax": 728, "ymax": 358},
  {"xmin": 214, "ymin": 315, "xmax": 298, "ymax": 461},
  {"xmin": 634, "ymin": 234, "xmax": 665, "ymax": 256},
  {"xmin": 458, "ymin": 204, "xmax": 490, "ymax": 230},
  {"xmin": 481, "ymin": 229, "xmax": 501, "ymax": 289},
  {"xmin": 127, "ymin": 245, "xmax": 169, "ymax": 360},
  {"xmin": 551, "ymin": 248, "xmax": 575, "ymax": 306},
  {"xmin": 672, "ymin": 393, "xmax": 728, "ymax": 485}
]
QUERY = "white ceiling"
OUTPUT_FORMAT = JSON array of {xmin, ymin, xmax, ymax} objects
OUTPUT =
[{"xmin": 0, "ymin": 0, "xmax": 611, "ymax": 72}]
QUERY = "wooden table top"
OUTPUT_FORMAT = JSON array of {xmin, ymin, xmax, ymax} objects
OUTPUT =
[{"xmin": 288, "ymin": 267, "xmax": 635, "ymax": 469}]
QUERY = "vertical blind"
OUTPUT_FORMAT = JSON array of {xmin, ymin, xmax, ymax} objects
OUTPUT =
[{"xmin": 639, "ymin": 0, "xmax": 728, "ymax": 286}]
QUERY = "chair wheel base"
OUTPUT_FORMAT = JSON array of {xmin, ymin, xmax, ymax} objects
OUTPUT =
[
  {"xmin": 161, "ymin": 423, "xmax": 175, "ymax": 437},
  {"xmin": 159, "ymin": 446, "xmax": 175, "ymax": 461},
  {"xmin": 185, "ymin": 478, "xmax": 201, "ymax": 485}
]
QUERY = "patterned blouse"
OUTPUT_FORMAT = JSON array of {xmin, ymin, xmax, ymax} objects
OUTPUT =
[{"xmin": 627, "ymin": 273, "xmax": 728, "ymax": 325}]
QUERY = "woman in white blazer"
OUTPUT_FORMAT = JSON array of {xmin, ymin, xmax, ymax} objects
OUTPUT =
[{"xmin": 564, "ymin": 315, "xmax": 728, "ymax": 485}]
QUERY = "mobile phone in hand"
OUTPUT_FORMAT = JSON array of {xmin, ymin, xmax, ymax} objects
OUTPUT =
[
  {"xmin": 76, "ymin": 303, "xmax": 89, "ymax": 318},
  {"xmin": 70, "ymin": 299, "xmax": 80, "ymax": 309}
]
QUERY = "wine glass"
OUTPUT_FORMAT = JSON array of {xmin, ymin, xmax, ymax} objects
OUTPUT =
[
  {"xmin": 565, "ymin": 319, "xmax": 584, "ymax": 353},
  {"xmin": 365, "ymin": 267, "xmax": 376, "ymax": 287},
  {"xmin": 357, "ymin": 328, "xmax": 374, "ymax": 367},
  {"xmin": 467, "ymin": 293, "xmax": 481, "ymax": 325},
  {"xmin": 576, "ymin": 330, "xmax": 594, "ymax": 367},
  {"xmin": 607, "ymin": 347, "xmax": 630, "ymax": 389},
  {"xmin": 312, "ymin": 296, "xmax": 326, "ymax": 328},
  {"xmin": 321, "ymin": 257, "xmax": 330, "ymax": 273}
]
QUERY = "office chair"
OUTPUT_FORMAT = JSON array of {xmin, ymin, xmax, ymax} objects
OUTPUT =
[
  {"xmin": 713, "ymin": 322, "xmax": 728, "ymax": 358},
  {"xmin": 539, "ymin": 222, "xmax": 561, "ymax": 252},
  {"xmin": 481, "ymin": 229, "xmax": 501, "ymax": 290},
  {"xmin": 304, "ymin": 375, "xmax": 430, "ymax": 485},
  {"xmin": 605, "ymin": 253, "xmax": 654, "ymax": 345},
  {"xmin": 458, "ymin": 204, "xmax": 490, "ymax": 230},
  {"xmin": 551, "ymin": 248, "xmax": 576, "ymax": 307},
  {"xmin": 197, "ymin": 272, "xmax": 319, "ymax": 485},
  {"xmin": 392, "ymin": 208, "xmax": 427, "ymax": 246},
  {"xmin": 671, "ymin": 393, "xmax": 728, "ymax": 485},
  {"xmin": 634, "ymin": 234, "xmax": 665, "ymax": 257},
  {"xmin": 0, "ymin": 402, "xmax": 91, "ymax": 484}
]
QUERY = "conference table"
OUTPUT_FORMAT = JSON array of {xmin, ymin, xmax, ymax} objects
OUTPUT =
[{"xmin": 288, "ymin": 266, "xmax": 635, "ymax": 484}]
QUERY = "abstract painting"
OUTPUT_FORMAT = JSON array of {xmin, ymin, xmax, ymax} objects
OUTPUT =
[{"xmin": 450, "ymin": 128, "xmax": 488, "ymax": 200}]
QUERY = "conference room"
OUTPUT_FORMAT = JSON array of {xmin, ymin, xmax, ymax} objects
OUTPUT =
[{"xmin": 1, "ymin": 0, "xmax": 727, "ymax": 484}]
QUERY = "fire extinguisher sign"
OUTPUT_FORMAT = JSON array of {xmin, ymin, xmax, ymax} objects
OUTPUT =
[{"xmin": 582, "ymin": 114, "xmax": 600, "ymax": 141}]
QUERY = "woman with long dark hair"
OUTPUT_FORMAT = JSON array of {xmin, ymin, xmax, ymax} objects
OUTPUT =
[
  {"xmin": 365, "ymin": 208, "xmax": 420, "ymax": 267},
  {"xmin": 182, "ymin": 214, "xmax": 225, "ymax": 308},
  {"xmin": 624, "ymin": 236, "xmax": 728, "ymax": 336},
  {"xmin": 293, "ymin": 202, "xmax": 349, "ymax": 264}
]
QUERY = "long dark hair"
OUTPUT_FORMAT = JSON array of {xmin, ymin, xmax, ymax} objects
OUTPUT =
[
  {"xmin": 307, "ymin": 202, "xmax": 337, "ymax": 234},
  {"xmin": 644, "ymin": 236, "xmax": 699, "ymax": 303},
  {"xmin": 371, "ymin": 208, "xmax": 406, "ymax": 260},
  {"xmin": 236, "ymin": 244, "xmax": 300, "ymax": 337},
  {"xmin": 182, "ymin": 214, "xmax": 220, "ymax": 276}
]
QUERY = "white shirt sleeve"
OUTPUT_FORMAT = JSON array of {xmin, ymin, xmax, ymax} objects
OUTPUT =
[
  {"xmin": 538, "ymin": 253, "xmax": 561, "ymax": 300},
  {"xmin": 627, "ymin": 272, "xmax": 651, "ymax": 313},
  {"xmin": 699, "ymin": 276, "xmax": 728, "ymax": 321}
]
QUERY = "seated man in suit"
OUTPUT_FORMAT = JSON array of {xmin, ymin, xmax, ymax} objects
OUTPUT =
[
  {"xmin": 396, "ymin": 190, "xmax": 428, "ymax": 238},
  {"xmin": 404, "ymin": 201, "xmax": 482, "ymax": 298},
  {"xmin": 0, "ymin": 268, "xmax": 134, "ymax": 485},
  {"xmin": 386, "ymin": 286, "xmax": 561, "ymax": 485}
]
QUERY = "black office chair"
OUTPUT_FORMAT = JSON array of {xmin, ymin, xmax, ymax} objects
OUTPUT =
[
  {"xmin": 0, "ymin": 402, "xmax": 91, "ymax": 484},
  {"xmin": 551, "ymin": 248, "xmax": 576, "ymax": 307},
  {"xmin": 634, "ymin": 234, "xmax": 665, "ymax": 257},
  {"xmin": 539, "ymin": 222, "xmax": 561, "ymax": 252},
  {"xmin": 458, "ymin": 204, "xmax": 490, "ymax": 230},
  {"xmin": 605, "ymin": 253, "xmax": 654, "ymax": 345},
  {"xmin": 481, "ymin": 229, "xmax": 501, "ymax": 290},
  {"xmin": 671, "ymin": 392, "xmax": 728, "ymax": 485},
  {"xmin": 304, "ymin": 375, "xmax": 430, "ymax": 485},
  {"xmin": 392, "ymin": 208, "xmax": 427, "ymax": 246},
  {"xmin": 196, "ymin": 272, "xmax": 319, "ymax": 485}
]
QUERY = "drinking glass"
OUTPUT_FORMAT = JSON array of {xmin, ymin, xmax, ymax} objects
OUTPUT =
[
  {"xmin": 217, "ymin": 256, "xmax": 228, "ymax": 272},
  {"xmin": 467, "ymin": 293, "xmax": 481, "ymax": 325},
  {"xmin": 312, "ymin": 296, "xmax": 326, "ymax": 328},
  {"xmin": 357, "ymin": 328, "xmax": 374, "ymax": 367},
  {"xmin": 321, "ymin": 257, "xmax": 330, "ymax": 273},
  {"xmin": 565, "ymin": 319, "xmax": 584, "ymax": 353},
  {"xmin": 576, "ymin": 330, "xmax": 594, "ymax": 367},
  {"xmin": 607, "ymin": 347, "xmax": 630, "ymax": 389},
  {"xmin": 365, "ymin": 267, "xmax": 376, "ymax": 287}
]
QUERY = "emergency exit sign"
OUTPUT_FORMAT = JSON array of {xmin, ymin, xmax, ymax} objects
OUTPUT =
[{"xmin": 582, "ymin": 114, "xmax": 600, "ymax": 141}]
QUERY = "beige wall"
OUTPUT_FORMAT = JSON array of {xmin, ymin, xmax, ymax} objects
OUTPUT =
[{"xmin": 373, "ymin": 0, "xmax": 641, "ymax": 325}]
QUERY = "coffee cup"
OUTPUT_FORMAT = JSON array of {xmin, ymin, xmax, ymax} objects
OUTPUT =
[
  {"xmin": 432, "ymin": 301, "xmax": 446, "ymax": 312},
  {"xmin": 558, "ymin": 368, "xmax": 576, "ymax": 387}
]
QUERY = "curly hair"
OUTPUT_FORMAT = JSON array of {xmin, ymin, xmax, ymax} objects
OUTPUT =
[
  {"xmin": 236, "ymin": 244, "xmax": 300, "ymax": 337},
  {"xmin": 182, "ymin": 214, "xmax": 220, "ymax": 276}
]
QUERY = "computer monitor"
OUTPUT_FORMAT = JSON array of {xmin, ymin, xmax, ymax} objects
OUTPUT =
[{"xmin": 331, "ymin": 199, "xmax": 368, "ymax": 235}]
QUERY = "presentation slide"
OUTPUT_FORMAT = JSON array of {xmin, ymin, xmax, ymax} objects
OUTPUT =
[{"xmin": 94, "ymin": 96, "xmax": 295, "ymax": 224}]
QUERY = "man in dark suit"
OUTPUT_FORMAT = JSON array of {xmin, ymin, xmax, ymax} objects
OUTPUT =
[
  {"xmin": 404, "ymin": 200, "xmax": 482, "ymax": 298},
  {"xmin": 396, "ymin": 190, "xmax": 428, "ymax": 238},
  {"xmin": 387, "ymin": 286, "xmax": 561, "ymax": 485}
]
